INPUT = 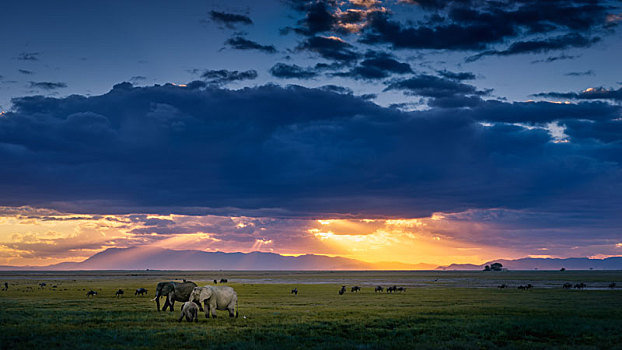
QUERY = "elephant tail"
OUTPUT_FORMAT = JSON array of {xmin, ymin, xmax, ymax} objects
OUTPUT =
[{"xmin": 235, "ymin": 298, "xmax": 239, "ymax": 318}]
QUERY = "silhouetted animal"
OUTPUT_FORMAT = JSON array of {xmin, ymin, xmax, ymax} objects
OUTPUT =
[
  {"xmin": 375, "ymin": 286, "xmax": 384, "ymax": 292},
  {"xmin": 396, "ymin": 287, "xmax": 406, "ymax": 292},
  {"xmin": 497, "ymin": 284, "xmax": 507, "ymax": 289},
  {"xmin": 351, "ymin": 286, "xmax": 361, "ymax": 293},
  {"xmin": 219, "ymin": 279, "xmax": 228, "ymax": 283},
  {"xmin": 387, "ymin": 286, "xmax": 397, "ymax": 293},
  {"xmin": 39, "ymin": 283, "xmax": 46, "ymax": 288},
  {"xmin": 115, "ymin": 289, "xmax": 124, "ymax": 297},
  {"xmin": 574, "ymin": 283, "xmax": 586, "ymax": 289},
  {"xmin": 518, "ymin": 284, "xmax": 533, "ymax": 290},
  {"xmin": 291, "ymin": 288, "xmax": 298, "ymax": 295},
  {"xmin": 339, "ymin": 286, "xmax": 346, "ymax": 295},
  {"xmin": 609, "ymin": 283, "xmax": 616, "ymax": 289},
  {"xmin": 135, "ymin": 288, "xmax": 148, "ymax": 296},
  {"xmin": 86, "ymin": 290, "xmax": 97, "ymax": 297},
  {"xmin": 563, "ymin": 283, "xmax": 573, "ymax": 289},
  {"xmin": 213, "ymin": 280, "xmax": 218, "ymax": 284},
  {"xmin": 3, "ymin": 282, "xmax": 8, "ymax": 290}
]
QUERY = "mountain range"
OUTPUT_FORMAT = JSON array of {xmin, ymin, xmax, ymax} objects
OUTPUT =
[{"xmin": 0, "ymin": 248, "xmax": 620, "ymax": 270}]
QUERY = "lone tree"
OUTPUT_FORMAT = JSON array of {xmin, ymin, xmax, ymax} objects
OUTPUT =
[
  {"xmin": 484, "ymin": 263, "xmax": 503, "ymax": 271},
  {"xmin": 483, "ymin": 265, "xmax": 491, "ymax": 271}
]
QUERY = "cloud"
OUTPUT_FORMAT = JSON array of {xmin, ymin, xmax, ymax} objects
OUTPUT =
[
  {"xmin": 28, "ymin": 81, "xmax": 67, "ymax": 90},
  {"xmin": 0, "ymin": 82, "xmax": 620, "ymax": 222},
  {"xmin": 534, "ymin": 87, "xmax": 622, "ymax": 102},
  {"xmin": 18, "ymin": 69, "xmax": 34, "ymax": 75},
  {"xmin": 16, "ymin": 52, "xmax": 40, "ymax": 61},
  {"xmin": 298, "ymin": 36, "xmax": 359, "ymax": 63},
  {"xmin": 270, "ymin": 63, "xmax": 319, "ymax": 79},
  {"xmin": 333, "ymin": 51, "xmax": 412, "ymax": 79},
  {"xmin": 209, "ymin": 10, "xmax": 253, "ymax": 28},
  {"xmin": 384, "ymin": 74, "xmax": 489, "ymax": 107},
  {"xmin": 467, "ymin": 33, "xmax": 600, "ymax": 61},
  {"xmin": 437, "ymin": 70, "xmax": 476, "ymax": 81},
  {"xmin": 199, "ymin": 69, "xmax": 258, "ymax": 85},
  {"xmin": 224, "ymin": 36, "xmax": 277, "ymax": 54},
  {"xmin": 530, "ymin": 54, "xmax": 580, "ymax": 64},
  {"xmin": 564, "ymin": 70, "xmax": 595, "ymax": 77}
]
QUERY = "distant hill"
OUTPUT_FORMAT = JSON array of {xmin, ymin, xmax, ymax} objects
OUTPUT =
[
  {"xmin": 438, "ymin": 257, "xmax": 622, "ymax": 271},
  {"xmin": 0, "ymin": 247, "xmax": 432, "ymax": 271}
]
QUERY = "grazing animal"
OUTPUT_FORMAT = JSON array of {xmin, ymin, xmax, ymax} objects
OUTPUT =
[
  {"xmin": 190, "ymin": 286, "xmax": 238, "ymax": 318},
  {"xmin": 396, "ymin": 287, "xmax": 406, "ymax": 292},
  {"xmin": 178, "ymin": 301, "xmax": 199, "ymax": 323},
  {"xmin": 351, "ymin": 286, "xmax": 361, "ymax": 293},
  {"xmin": 563, "ymin": 283, "xmax": 573, "ymax": 289},
  {"xmin": 4, "ymin": 282, "xmax": 8, "ymax": 290},
  {"xmin": 339, "ymin": 286, "xmax": 346, "ymax": 295},
  {"xmin": 387, "ymin": 286, "xmax": 397, "ymax": 293},
  {"xmin": 86, "ymin": 290, "xmax": 97, "ymax": 297},
  {"xmin": 115, "ymin": 289, "xmax": 124, "ymax": 297},
  {"xmin": 135, "ymin": 288, "xmax": 148, "ymax": 296},
  {"xmin": 152, "ymin": 281, "xmax": 198, "ymax": 312},
  {"xmin": 574, "ymin": 283, "xmax": 587, "ymax": 289},
  {"xmin": 609, "ymin": 282, "xmax": 616, "ymax": 289},
  {"xmin": 213, "ymin": 280, "xmax": 218, "ymax": 284},
  {"xmin": 219, "ymin": 279, "xmax": 228, "ymax": 283},
  {"xmin": 497, "ymin": 284, "xmax": 508, "ymax": 289},
  {"xmin": 375, "ymin": 286, "xmax": 384, "ymax": 293},
  {"xmin": 39, "ymin": 283, "xmax": 46, "ymax": 288},
  {"xmin": 291, "ymin": 288, "xmax": 298, "ymax": 295}
]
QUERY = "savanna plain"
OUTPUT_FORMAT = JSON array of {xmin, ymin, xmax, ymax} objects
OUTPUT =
[{"xmin": 0, "ymin": 270, "xmax": 621, "ymax": 349}]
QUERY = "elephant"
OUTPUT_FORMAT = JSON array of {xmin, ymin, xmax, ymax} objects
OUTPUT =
[
  {"xmin": 152, "ymin": 281, "xmax": 198, "ymax": 312},
  {"xmin": 178, "ymin": 301, "xmax": 199, "ymax": 322},
  {"xmin": 189, "ymin": 286, "xmax": 238, "ymax": 318}
]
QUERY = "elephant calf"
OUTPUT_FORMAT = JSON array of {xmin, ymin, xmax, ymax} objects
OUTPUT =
[
  {"xmin": 190, "ymin": 286, "xmax": 238, "ymax": 318},
  {"xmin": 178, "ymin": 301, "xmax": 199, "ymax": 322}
]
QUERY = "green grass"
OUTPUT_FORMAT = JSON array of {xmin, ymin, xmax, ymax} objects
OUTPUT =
[{"xmin": 0, "ymin": 271, "xmax": 621, "ymax": 349}]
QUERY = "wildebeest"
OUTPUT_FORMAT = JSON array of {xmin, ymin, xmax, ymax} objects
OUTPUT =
[
  {"xmin": 86, "ymin": 290, "xmax": 97, "ymax": 297},
  {"xmin": 574, "ymin": 283, "xmax": 587, "ymax": 289},
  {"xmin": 339, "ymin": 286, "xmax": 346, "ymax": 295},
  {"xmin": 220, "ymin": 279, "xmax": 228, "ymax": 283},
  {"xmin": 115, "ymin": 289, "xmax": 124, "ymax": 297},
  {"xmin": 291, "ymin": 288, "xmax": 298, "ymax": 295},
  {"xmin": 497, "ymin": 284, "xmax": 508, "ymax": 289},
  {"xmin": 178, "ymin": 301, "xmax": 199, "ymax": 323},
  {"xmin": 351, "ymin": 286, "xmax": 361, "ymax": 293},
  {"xmin": 135, "ymin": 288, "xmax": 148, "ymax": 296},
  {"xmin": 3, "ymin": 282, "xmax": 8, "ymax": 290},
  {"xmin": 39, "ymin": 282, "xmax": 46, "ymax": 288},
  {"xmin": 563, "ymin": 283, "xmax": 573, "ymax": 289},
  {"xmin": 375, "ymin": 286, "xmax": 384, "ymax": 293},
  {"xmin": 213, "ymin": 280, "xmax": 218, "ymax": 284},
  {"xmin": 396, "ymin": 287, "xmax": 406, "ymax": 292},
  {"xmin": 609, "ymin": 282, "xmax": 616, "ymax": 289},
  {"xmin": 153, "ymin": 281, "xmax": 198, "ymax": 312},
  {"xmin": 386, "ymin": 286, "xmax": 397, "ymax": 293},
  {"xmin": 518, "ymin": 284, "xmax": 533, "ymax": 290}
]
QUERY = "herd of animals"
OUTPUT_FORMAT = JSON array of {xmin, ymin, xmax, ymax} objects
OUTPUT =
[{"xmin": 1, "ymin": 278, "xmax": 618, "ymax": 322}]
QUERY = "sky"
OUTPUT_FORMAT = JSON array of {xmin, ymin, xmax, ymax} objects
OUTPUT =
[{"xmin": 0, "ymin": 0, "xmax": 621, "ymax": 267}]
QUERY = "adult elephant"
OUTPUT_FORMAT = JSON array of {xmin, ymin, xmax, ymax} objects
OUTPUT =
[
  {"xmin": 152, "ymin": 281, "xmax": 198, "ymax": 312},
  {"xmin": 190, "ymin": 286, "xmax": 238, "ymax": 318}
]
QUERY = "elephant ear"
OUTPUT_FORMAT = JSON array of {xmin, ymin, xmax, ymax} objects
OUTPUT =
[{"xmin": 200, "ymin": 287, "xmax": 213, "ymax": 302}]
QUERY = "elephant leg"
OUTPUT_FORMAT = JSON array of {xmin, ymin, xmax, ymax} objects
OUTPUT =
[
  {"xmin": 194, "ymin": 311, "xmax": 198, "ymax": 322},
  {"xmin": 210, "ymin": 301, "xmax": 218, "ymax": 318},
  {"xmin": 204, "ymin": 301, "xmax": 210, "ymax": 318},
  {"xmin": 178, "ymin": 311, "xmax": 184, "ymax": 322}
]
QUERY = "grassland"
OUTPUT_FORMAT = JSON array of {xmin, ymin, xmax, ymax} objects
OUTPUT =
[{"xmin": 0, "ymin": 270, "xmax": 621, "ymax": 349}]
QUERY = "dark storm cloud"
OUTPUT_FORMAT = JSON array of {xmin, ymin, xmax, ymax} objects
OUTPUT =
[
  {"xmin": 1, "ymin": 82, "xmax": 620, "ymax": 221},
  {"xmin": 18, "ymin": 69, "xmax": 34, "ymax": 75},
  {"xmin": 199, "ymin": 69, "xmax": 258, "ymax": 85},
  {"xmin": 534, "ymin": 87, "xmax": 622, "ymax": 102},
  {"xmin": 28, "ymin": 81, "xmax": 67, "ymax": 90},
  {"xmin": 209, "ymin": 10, "xmax": 253, "ymax": 27},
  {"xmin": 224, "ymin": 36, "xmax": 277, "ymax": 54},
  {"xmin": 333, "ymin": 51, "xmax": 412, "ymax": 80},
  {"xmin": 298, "ymin": 36, "xmax": 359, "ymax": 63},
  {"xmin": 270, "ymin": 63, "xmax": 318, "ymax": 79},
  {"xmin": 16, "ymin": 52, "xmax": 40, "ymax": 61},
  {"xmin": 530, "ymin": 54, "xmax": 580, "ymax": 64}
]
